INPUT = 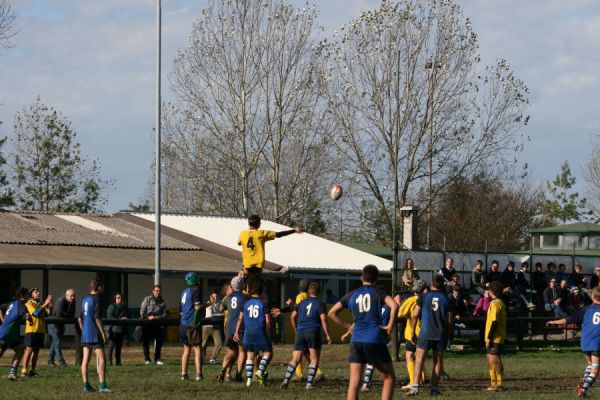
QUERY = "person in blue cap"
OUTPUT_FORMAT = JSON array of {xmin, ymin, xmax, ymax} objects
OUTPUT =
[{"xmin": 179, "ymin": 272, "xmax": 204, "ymax": 381}]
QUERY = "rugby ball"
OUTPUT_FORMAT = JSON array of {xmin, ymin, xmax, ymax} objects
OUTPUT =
[{"xmin": 330, "ymin": 184, "xmax": 343, "ymax": 201}]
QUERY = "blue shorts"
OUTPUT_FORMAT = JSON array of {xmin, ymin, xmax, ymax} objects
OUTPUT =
[
  {"xmin": 82, "ymin": 342, "xmax": 104, "ymax": 350},
  {"xmin": 180, "ymin": 325, "xmax": 202, "ymax": 346},
  {"xmin": 243, "ymin": 341, "xmax": 272, "ymax": 353},
  {"xmin": 348, "ymin": 342, "xmax": 391, "ymax": 366},
  {"xmin": 25, "ymin": 333, "xmax": 44, "ymax": 348},
  {"xmin": 294, "ymin": 327, "xmax": 322, "ymax": 351},
  {"xmin": 416, "ymin": 338, "xmax": 447, "ymax": 352},
  {"xmin": 583, "ymin": 351, "xmax": 600, "ymax": 357},
  {"xmin": 405, "ymin": 340, "xmax": 417, "ymax": 352}
]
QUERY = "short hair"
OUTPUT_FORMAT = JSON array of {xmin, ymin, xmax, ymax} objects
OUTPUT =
[
  {"xmin": 535, "ymin": 262, "xmax": 543, "ymax": 268},
  {"xmin": 476, "ymin": 260, "xmax": 483, "ymax": 266},
  {"xmin": 362, "ymin": 265, "xmax": 379, "ymax": 283},
  {"xmin": 152, "ymin": 284, "xmax": 161, "ymax": 291},
  {"xmin": 521, "ymin": 262, "xmax": 529, "ymax": 269},
  {"xmin": 90, "ymin": 279, "xmax": 102, "ymax": 292},
  {"xmin": 248, "ymin": 214, "xmax": 261, "ymax": 228},
  {"xmin": 14, "ymin": 287, "xmax": 28, "ymax": 300},
  {"xmin": 491, "ymin": 260, "xmax": 499, "ymax": 266},
  {"xmin": 308, "ymin": 282, "xmax": 321, "ymax": 296},
  {"xmin": 251, "ymin": 279, "xmax": 264, "ymax": 296},
  {"xmin": 113, "ymin": 292, "xmax": 122, "ymax": 301},
  {"xmin": 432, "ymin": 275, "xmax": 445, "ymax": 290},
  {"xmin": 489, "ymin": 281, "xmax": 504, "ymax": 296},
  {"xmin": 575, "ymin": 264, "xmax": 582, "ymax": 270},
  {"xmin": 65, "ymin": 288, "xmax": 75, "ymax": 296},
  {"xmin": 507, "ymin": 261, "xmax": 515, "ymax": 268},
  {"xmin": 593, "ymin": 287, "xmax": 600, "ymax": 302}
]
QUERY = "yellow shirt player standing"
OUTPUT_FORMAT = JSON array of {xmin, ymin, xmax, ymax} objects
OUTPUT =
[
  {"xmin": 398, "ymin": 280, "xmax": 427, "ymax": 391},
  {"xmin": 484, "ymin": 281, "xmax": 507, "ymax": 392}
]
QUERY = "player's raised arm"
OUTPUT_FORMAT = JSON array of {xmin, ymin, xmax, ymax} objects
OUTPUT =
[{"xmin": 275, "ymin": 226, "xmax": 303, "ymax": 238}]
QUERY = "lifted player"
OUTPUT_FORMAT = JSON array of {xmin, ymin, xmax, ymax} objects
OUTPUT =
[
  {"xmin": 281, "ymin": 282, "xmax": 332, "ymax": 389},
  {"xmin": 234, "ymin": 280, "xmax": 272, "ymax": 387},
  {"xmin": 0, "ymin": 288, "xmax": 31, "ymax": 380},
  {"xmin": 329, "ymin": 265, "xmax": 398, "ymax": 400}
]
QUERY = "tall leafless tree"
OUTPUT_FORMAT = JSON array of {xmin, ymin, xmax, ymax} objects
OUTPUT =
[
  {"xmin": 317, "ymin": 0, "xmax": 530, "ymax": 244},
  {"xmin": 584, "ymin": 135, "xmax": 600, "ymax": 220},
  {"xmin": 0, "ymin": 0, "xmax": 15, "ymax": 48},
  {"xmin": 166, "ymin": 0, "xmax": 334, "ymax": 224}
]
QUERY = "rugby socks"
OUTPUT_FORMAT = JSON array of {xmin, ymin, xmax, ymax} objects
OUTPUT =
[
  {"xmin": 257, "ymin": 356, "xmax": 270, "ymax": 376},
  {"xmin": 307, "ymin": 364, "xmax": 317, "ymax": 386},
  {"xmin": 363, "ymin": 364, "xmax": 374, "ymax": 386},
  {"xmin": 284, "ymin": 362, "xmax": 297, "ymax": 381},
  {"xmin": 581, "ymin": 363, "xmax": 600, "ymax": 394},
  {"xmin": 245, "ymin": 360, "xmax": 254, "ymax": 381},
  {"xmin": 407, "ymin": 360, "xmax": 415, "ymax": 384},
  {"xmin": 496, "ymin": 363, "xmax": 504, "ymax": 387},
  {"xmin": 9, "ymin": 366, "xmax": 17, "ymax": 376},
  {"xmin": 488, "ymin": 364, "xmax": 497, "ymax": 388}
]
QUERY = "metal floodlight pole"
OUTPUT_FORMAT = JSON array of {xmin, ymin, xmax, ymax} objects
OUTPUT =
[{"xmin": 154, "ymin": 0, "xmax": 162, "ymax": 286}]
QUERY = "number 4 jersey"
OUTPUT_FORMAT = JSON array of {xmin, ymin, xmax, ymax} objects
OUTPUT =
[
  {"xmin": 238, "ymin": 230, "xmax": 277, "ymax": 268},
  {"xmin": 582, "ymin": 303, "xmax": 600, "ymax": 352},
  {"xmin": 339, "ymin": 285, "xmax": 390, "ymax": 344}
]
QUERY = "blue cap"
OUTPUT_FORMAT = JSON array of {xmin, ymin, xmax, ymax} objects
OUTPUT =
[{"xmin": 185, "ymin": 272, "xmax": 197, "ymax": 286}]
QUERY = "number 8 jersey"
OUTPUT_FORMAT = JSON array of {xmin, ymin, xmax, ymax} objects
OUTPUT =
[
  {"xmin": 339, "ymin": 285, "xmax": 390, "ymax": 344},
  {"xmin": 582, "ymin": 303, "xmax": 600, "ymax": 352}
]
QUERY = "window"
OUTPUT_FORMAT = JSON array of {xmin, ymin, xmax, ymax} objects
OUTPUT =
[
  {"xmin": 589, "ymin": 236, "xmax": 600, "ymax": 250},
  {"xmin": 562, "ymin": 234, "xmax": 585, "ymax": 249},
  {"xmin": 541, "ymin": 235, "xmax": 559, "ymax": 249},
  {"xmin": 533, "ymin": 235, "xmax": 541, "ymax": 249}
]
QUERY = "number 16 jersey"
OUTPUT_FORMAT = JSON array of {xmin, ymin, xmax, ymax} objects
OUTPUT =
[{"xmin": 339, "ymin": 285, "xmax": 389, "ymax": 344}]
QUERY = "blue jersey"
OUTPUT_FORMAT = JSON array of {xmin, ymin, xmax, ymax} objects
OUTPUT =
[
  {"xmin": 179, "ymin": 286, "xmax": 201, "ymax": 327},
  {"xmin": 581, "ymin": 304, "xmax": 600, "ymax": 352},
  {"xmin": 223, "ymin": 291, "xmax": 246, "ymax": 335},
  {"xmin": 339, "ymin": 285, "xmax": 389, "ymax": 344},
  {"xmin": 296, "ymin": 297, "xmax": 326, "ymax": 331},
  {"xmin": 80, "ymin": 295, "xmax": 101, "ymax": 344},
  {"xmin": 380, "ymin": 304, "xmax": 391, "ymax": 326},
  {"xmin": 242, "ymin": 297, "xmax": 270, "ymax": 345},
  {"xmin": 0, "ymin": 300, "xmax": 28, "ymax": 341},
  {"xmin": 417, "ymin": 290, "xmax": 449, "ymax": 341}
]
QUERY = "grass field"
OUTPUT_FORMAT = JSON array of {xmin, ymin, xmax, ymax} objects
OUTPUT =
[{"xmin": 0, "ymin": 343, "xmax": 591, "ymax": 399}]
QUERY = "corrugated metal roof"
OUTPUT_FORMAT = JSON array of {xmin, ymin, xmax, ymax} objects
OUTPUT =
[
  {"xmin": 0, "ymin": 211, "xmax": 197, "ymax": 250},
  {"xmin": 130, "ymin": 213, "xmax": 393, "ymax": 272}
]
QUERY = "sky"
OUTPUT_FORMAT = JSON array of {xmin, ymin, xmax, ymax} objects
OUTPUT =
[{"xmin": 0, "ymin": 0, "xmax": 599, "ymax": 212}]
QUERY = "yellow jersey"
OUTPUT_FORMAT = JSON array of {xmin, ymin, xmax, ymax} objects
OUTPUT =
[
  {"xmin": 295, "ymin": 292, "xmax": 308, "ymax": 305},
  {"xmin": 485, "ymin": 298, "xmax": 507, "ymax": 344},
  {"xmin": 25, "ymin": 299, "xmax": 48, "ymax": 334},
  {"xmin": 398, "ymin": 295, "xmax": 421, "ymax": 339},
  {"xmin": 238, "ymin": 229, "xmax": 277, "ymax": 268}
]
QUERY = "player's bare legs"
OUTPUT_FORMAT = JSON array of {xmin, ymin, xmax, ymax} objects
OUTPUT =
[
  {"xmin": 81, "ymin": 347, "xmax": 91, "ymax": 384},
  {"xmin": 95, "ymin": 348, "xmax": 106, "ymax": 383},
  {"xmin": 181, "ymin": 344, "xmax": 191, "ymax": 376},
  {"xmin": 347, "ymin": 363, "xmax": 363, "ymax": 400},
  {"xmin": 281, "ymin": 350, "xmax": 304, "ymax": 388},
  {"xmin": 375, "ymin": 361, "xmax": 396, "ymax": 400},
  {"xmin": 431, "ymin": 350, "xmax": 444, "ymax": 390}
]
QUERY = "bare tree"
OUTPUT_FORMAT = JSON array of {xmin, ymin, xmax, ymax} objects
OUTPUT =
[
  {"xmin": 167, "ymin": 0, "xmax": 334, "ymax": 223},
  {"xmin": 0, "ymin": 0, "xmax": 16, "ymax": 48},
  {"xmin": 584, "ymin": 135, "xmax": 600, "ymax": 220},
  {"xmin": 317, "ymin": 0, "xmax": 529, "ymax": 244}
]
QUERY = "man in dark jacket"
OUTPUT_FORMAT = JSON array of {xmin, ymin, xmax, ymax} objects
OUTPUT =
[
  {"xmin": 106, "ymin": 293, "xmax": 129, "ymax": 366},
  {"xmin": 140, "ymin": 285, "xmax": 167, "ymax": 365},
  {"xmin": 48, "ymin": 289, "xmax": 76, "ymax": 366},
  {"xmin": 543, "ymin": 278, "xmax": 565, "ymax": 317}
]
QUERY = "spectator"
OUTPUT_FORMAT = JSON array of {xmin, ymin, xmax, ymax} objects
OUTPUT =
[
  {"xmin": 202, "ymin": 290, "xmax": 224, "ymax": 365},
  {"xmin": 140, "ymin": 285, "xmax": 167, "ymax": 365},
  {"xmin": 545, "ymin": 262, "xmax": 557, "ymax": 285},
  {"xmin": 106, "ymin": 292, "xmax": 129, "ymax": 366},
  {"xmin": 473, "ymin": 290, "xmax": 491, "ymax": 318},
  {"xmin": 439, "ymin": 257, "xmax": 456, "ymax": 282},
  {"xmin": 325, "ymin": 289, "xmax": 338, "ymax": 304},
  {"xmin": 485, "ymin": 260, "xmax": 502, "ymax": 284},
  {"xmin": 500, "ymin": 262, "xmax": 516, "ymax": 289},
  {"xmin": 401, "ymin": 258, "xmax": 421, "ymax": 293},
  {"xmin": 543, "ymin": 278, "xmax": 566, "ymax": 317},
  {"xmin": 502, "ymin": 287, "xmax": 527, "ymax": 316},
  {"xmin": 532, "ymin": 262, "xmax": 547, "ymax": 300},
  {"xmin": 470, "ymin": 260, "xmax": 486, "ymax": 295},
  {"xmin": 48, "ymin": 288, "xmax": 76, "ymax": 367},
  {"xmin": 570, "ymin": 264, "xmax": 587, "ymax": 289},
  {"xmin": 558, "ymin": 279, "xmax": 573, "ymax": 314},
  {"xmin": 590, "ymin": 266, "xmax": 600, "ymax": 289},
  {"xmin": 515, "ymin": 262, "xmax": 531, "ymax": 293},
  {"xmin": 449, "ymin": 286, "xmax": 469, "ymax": 320},
  {"xmin": 446, "ymin": 274, "xmax": 461, "ymax": 295},
  {"xmin": 556, "ymin": 264, "xmax": 570, "ymax": 286},
  {"xmin": 21, "ymin": 288, "xmax": 52, "ymax": 377}
]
